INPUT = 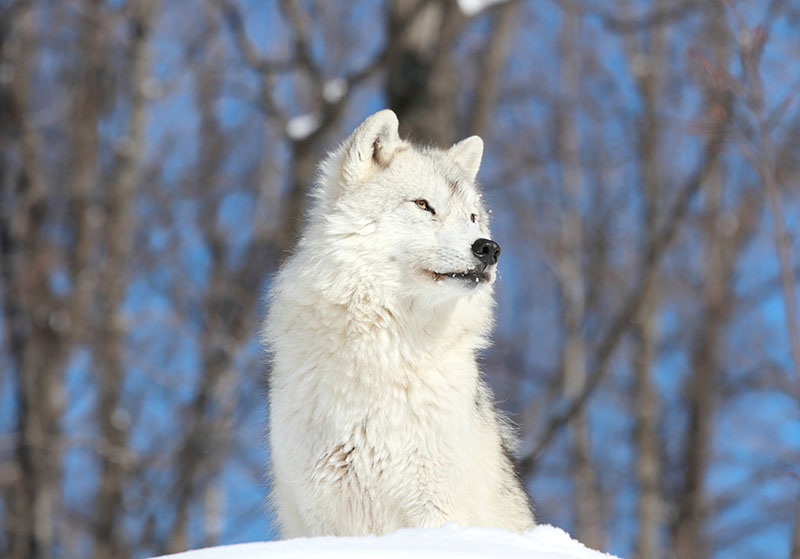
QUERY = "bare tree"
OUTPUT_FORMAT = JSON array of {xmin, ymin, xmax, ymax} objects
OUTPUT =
[
  {"xmin": 91, "ymin": 3, "xmax": 158, "ymax": 558},
  {"xmin": 674, "ymin": 5, "xmax": 730, "ymax": 559},
  {"xmin": 618, "ymin": 0, "xmax": 669, "ymax": 554},
  {"xmin": 2, "ymin": 3, "xmax": 74, "ymax": 557},
  {"xmin": 552, "ymin": 7, "xmax": 604, "ymax": 549}
]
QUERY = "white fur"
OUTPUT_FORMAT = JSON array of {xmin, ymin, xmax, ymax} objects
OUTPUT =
[{"xmin": 264, "ymin": 110, "xmax": 534, "ymax": 538}]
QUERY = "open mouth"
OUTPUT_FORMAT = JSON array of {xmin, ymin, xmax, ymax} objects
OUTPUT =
[{"xmin": 425, "ymin": 269, "xmax": 490, "ymax": 285}]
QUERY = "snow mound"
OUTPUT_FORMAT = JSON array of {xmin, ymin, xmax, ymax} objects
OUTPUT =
[{"xmin": 151, "ymin": 524, "xmax": 620, "ymax": 559}]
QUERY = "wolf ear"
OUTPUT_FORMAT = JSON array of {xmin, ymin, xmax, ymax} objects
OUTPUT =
[
  {"xmin": 342, "ymin": 110, "xmax": 401, "ymax": 183},
  {"xmin": 447, "ymin": 136, "xmax": 483, "ymax": 182}
]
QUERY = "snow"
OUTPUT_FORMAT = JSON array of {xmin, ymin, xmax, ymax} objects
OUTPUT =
[
  {"xmin": 285, "ymin": 79, "xmax": 346, "ymax": 140},
  {"xmin": 286, "ymin": 113, "xmax": 321, "ymax": 140},
  {"xmin": 150, "ymin": 525, "xmax": 620, "ymax": 559},
  {"xmin": 457, "ymin": 0, "xmax": 510, "ymax": 16},
  {"xmin": 323, "ymin": 78, "xmax": 348, "ymax": 104}
]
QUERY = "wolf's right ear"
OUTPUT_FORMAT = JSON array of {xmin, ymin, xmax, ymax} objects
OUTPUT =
[{"xmin": 342, "ymin": 110, "xmax": 401, "ymax": 183}]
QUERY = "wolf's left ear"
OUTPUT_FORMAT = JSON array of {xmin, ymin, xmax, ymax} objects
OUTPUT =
[
  {"xmin": 448, "ymin": 136, "xmax": 484, "ymax": 182},
  {"xmin": 342, "ymin": 110, "xmax": 401, "ymax": 183}
]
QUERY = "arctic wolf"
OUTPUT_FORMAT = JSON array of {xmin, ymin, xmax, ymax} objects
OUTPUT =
[{"xmin": 264, "ymin": 110, "xmax": 534, "ymax": 538}]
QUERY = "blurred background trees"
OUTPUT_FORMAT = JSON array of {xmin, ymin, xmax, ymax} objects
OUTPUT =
[{"xmin": 1, "ymin": 0, "xmax": 799, "ymax": 558}]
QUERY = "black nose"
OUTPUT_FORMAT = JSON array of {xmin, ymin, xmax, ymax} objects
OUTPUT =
[{"xmin": 471, "ymin": 238, "xmax": 501, "ymax": 267}]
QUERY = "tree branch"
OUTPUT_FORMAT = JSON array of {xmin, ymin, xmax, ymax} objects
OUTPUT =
[{"xmin": 518, "ymin": 119, "xmax": 728, "ymax": 477}]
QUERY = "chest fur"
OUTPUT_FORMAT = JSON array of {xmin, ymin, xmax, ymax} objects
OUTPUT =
[{"xmin": 305, "ymin": 406, "xmax": 470, "ymax": 532}]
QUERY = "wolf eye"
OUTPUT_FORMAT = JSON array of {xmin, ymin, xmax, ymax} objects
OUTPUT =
[
  {"xmin": 470, "ymin": 213, "xmax": 477, "ymax": 223},
  {"xmin": 414, "ymin": 199, "xmax": 435, "ymax": 215}
]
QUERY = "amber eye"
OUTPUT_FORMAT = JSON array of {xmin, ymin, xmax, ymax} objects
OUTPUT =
[
  {"xmin": 470, "ymin": 213, "xmax": 477, "ymax": 223},
  {"xmin": 414, "ymin": 199, "xmax": 435, "ymax": 214}
]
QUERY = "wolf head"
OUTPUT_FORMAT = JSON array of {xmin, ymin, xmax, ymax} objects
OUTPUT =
[{"xmin": 303, "ymin": 109, "xmax": 499, "ymax": 306}]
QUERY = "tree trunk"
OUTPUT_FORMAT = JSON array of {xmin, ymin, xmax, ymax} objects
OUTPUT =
[
  {"xmin": 673, "ymin": 8, "xmax": 730, "ymax": 558},
  {"xmin": 386, "ymin": 0, "xmax": 465, "ymax": 146},
  {"xmin": 91, "ymin": 2, "xmax": 157, "ymax": 557},
  {"xmin": 555, "ymin": 8, "xmax": 604, "ymax": 551},
  {"xmin": 619, "ymin": 0, "xmax": 668, "ymax": 555},
  {"xmin": 1, "ymin": 4, "xmax": 64, "ymax": 558}
]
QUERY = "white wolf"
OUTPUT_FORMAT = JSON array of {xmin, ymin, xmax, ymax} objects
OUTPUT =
[{"xmin": 264, "ymin": 110, "xmax": 534, "ymax": 538}]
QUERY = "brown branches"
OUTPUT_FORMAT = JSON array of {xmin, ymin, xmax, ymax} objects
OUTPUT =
[
  {"xmin": 620, "ymin": 0, "xmax": 668, "ymax": 554},
  {"xmin": 91, "ymin": 2, "xmax": 158, "ymax": 557},
  {"xmin": 723, "ymin": 13, "xmax": 800, "ymax": 556},
  {"xmin": 721, "ymin": 8, "xmax": 800, "ymax": 405},
  {"xmin": 0, "ymin": 3, "xmax": 89, "ymax": 557},
  {"xmin": 467, "ymin": 1, "xmax": 519, "ymax": 138},
  {"xmin": 549, "ymin": 7, "xmax": 603, "ymax": 549},
  {"xmin": 518, "ymin": 115, "xmax": 729, "ymax": 478},
  {"xmin": 548, "ymin": 0, "xmax": 701, "ymax": 34}
]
